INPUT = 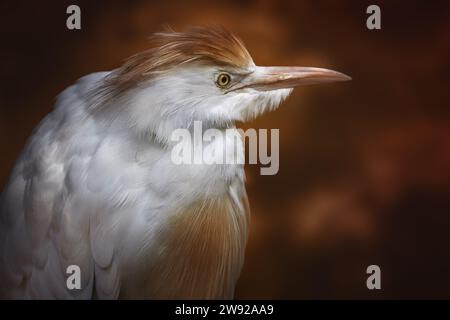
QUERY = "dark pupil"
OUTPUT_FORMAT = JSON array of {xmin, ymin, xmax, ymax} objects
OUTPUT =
[{"xmin": 220, "ymin": 75, "xmax": 228, "ymax": 85}]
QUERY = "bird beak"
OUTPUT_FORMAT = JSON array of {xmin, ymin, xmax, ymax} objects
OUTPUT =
[{"xmin": 230, "ymin": 66, "xmax": 351, "ymax": 92}]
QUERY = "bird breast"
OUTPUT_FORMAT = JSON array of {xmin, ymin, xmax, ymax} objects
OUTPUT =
[{"xmin": 111, "ymin": 128, "xmax": 249, "ymax": 298}]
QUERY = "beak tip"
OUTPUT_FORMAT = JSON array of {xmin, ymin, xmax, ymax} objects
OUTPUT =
[{"xmin": 337, "ymin": 72, "xmax": 352, "ymax": 82}]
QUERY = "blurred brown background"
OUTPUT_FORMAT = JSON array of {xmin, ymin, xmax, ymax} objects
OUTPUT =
[{"xmin": 1, "ymin": 0, "xmax": 450, "ymax": 298}]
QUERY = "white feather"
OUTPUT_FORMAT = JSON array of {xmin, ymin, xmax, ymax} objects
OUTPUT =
[{"xmin": 0, "ymin": 62, "xmax": 289, "ymax": 299}]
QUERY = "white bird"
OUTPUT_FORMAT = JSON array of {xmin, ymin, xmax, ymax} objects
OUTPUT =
[{"xmin": 0, "ymin": 27, "xmax": 350, "ymax": 299}]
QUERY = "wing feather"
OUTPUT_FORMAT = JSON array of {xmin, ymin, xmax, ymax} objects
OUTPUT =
[{"xmin": 0, "ymin": 73, "xmax": 120, "ymax": 299}]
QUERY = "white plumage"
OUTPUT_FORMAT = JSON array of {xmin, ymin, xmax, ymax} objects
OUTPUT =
[{"xmin": 0, "ymin": 27, "xmax": 349, "ymax": 299}]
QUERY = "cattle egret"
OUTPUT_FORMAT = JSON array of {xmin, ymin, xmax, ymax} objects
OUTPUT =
[{"xmin": 0, "ymin": 27, "xmax": 350, "ymax": 299}]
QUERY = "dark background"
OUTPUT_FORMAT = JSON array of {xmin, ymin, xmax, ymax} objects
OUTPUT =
[{"xmin": 1, "ymin": 0, "xmax": 450, "ymax": 298}]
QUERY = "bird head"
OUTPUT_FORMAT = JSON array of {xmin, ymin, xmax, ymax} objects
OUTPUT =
[{"xmin": 95, "ymin": 27, "xmax": 350, "ymax": 142}]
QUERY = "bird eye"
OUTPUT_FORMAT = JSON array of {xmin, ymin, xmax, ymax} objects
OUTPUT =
[{"xmin": 216, "ymin": 73, "xmax": 232, "ymax": 88}]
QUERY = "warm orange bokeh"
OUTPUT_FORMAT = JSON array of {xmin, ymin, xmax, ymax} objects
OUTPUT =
[{"xmin": 1, "ymin": 1, "xmax": 449, "ymax": 298}]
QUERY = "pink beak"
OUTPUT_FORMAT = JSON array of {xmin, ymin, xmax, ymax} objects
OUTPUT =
[{"xmin": 229, "ymin": 66, "xmax": 351, "ymax": 92}]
